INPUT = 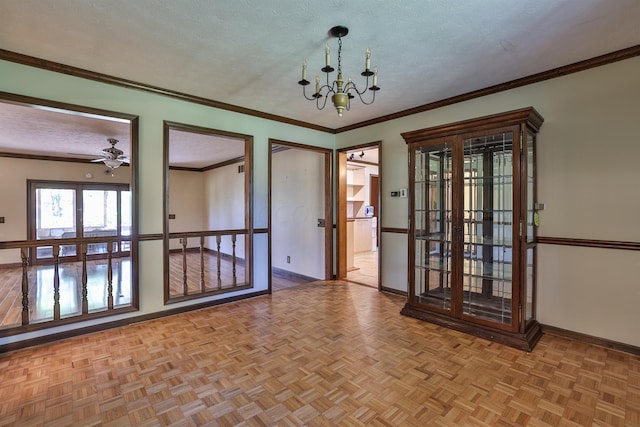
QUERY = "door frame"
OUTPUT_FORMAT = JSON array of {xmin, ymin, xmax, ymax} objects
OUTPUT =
[
  {"xmin": 370, "ymin": 174, "xmax": 379, "ymax": 247},
  {"xmin": 268, "ymin": 139, "xmax": 333, "ymax": 292},
  {"xmin": 336, "ymin": 141, "xmax": 381, "ymax": 288}
]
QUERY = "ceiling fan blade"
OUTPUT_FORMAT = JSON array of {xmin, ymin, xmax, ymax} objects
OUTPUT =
[{"xmin": 101, "ymin": 151, "xmax": 118, "ymax": 159}]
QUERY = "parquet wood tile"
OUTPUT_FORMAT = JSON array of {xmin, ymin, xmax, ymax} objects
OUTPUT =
[{"xmin": 0, "ymin": 280, "xmax": 639, "ymax": 426}]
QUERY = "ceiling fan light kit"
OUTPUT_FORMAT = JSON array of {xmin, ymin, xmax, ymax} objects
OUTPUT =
[
  {"xmin": 92, "ymin": 138, "xmax": 129, "ymax": 170},
  {"xmin": 298, "ymin": 26, "xmax": 380, "ymax": 117}
]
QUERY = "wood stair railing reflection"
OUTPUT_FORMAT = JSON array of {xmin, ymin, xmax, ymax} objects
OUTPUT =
[
  {"xmin": 170, "ymin": 229, "xmax": 246, "ymax": 299},
  {"xmin": 1, "ymin": 236, "xmax": 131, "ymax": 330}
]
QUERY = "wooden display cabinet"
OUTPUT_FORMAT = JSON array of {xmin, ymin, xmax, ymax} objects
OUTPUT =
[{"xmin": 401, "ymin": 108, "xmax": 544, "ymax": 351}]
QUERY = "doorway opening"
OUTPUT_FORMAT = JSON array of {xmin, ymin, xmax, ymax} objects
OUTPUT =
[
  {"xmin": 337, "ymin": 143, "xmax": 380, "ymax": 288},
  {"xmin": 269, "ymin": 139, "xmax": 333, "ymax": 292}
]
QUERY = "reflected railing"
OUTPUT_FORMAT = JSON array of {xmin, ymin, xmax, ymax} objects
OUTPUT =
[
  {"xmin": 0, "ymin": 236, "xmax": 134, "ymax": 332},
  {"xmin": 167, "ymin": 229, "xmax": 250, "ymax": 300}
]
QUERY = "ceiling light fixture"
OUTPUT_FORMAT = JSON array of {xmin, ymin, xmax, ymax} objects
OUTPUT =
[
  {"xmin": 298, "ymin": 26, "xmax": 380, "ymax": 117},
  {"xmin": 103, "ymin": 158, "xmax": 123, "ymax": 169},
  {"xmin": 92, "ymin": 138, "xmax": 128, "ymax": 170}
]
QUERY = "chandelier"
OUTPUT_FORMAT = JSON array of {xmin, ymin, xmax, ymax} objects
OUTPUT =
[{"xmin": 298, "ymin": 26, "xmax": 380, "ymax": 116}]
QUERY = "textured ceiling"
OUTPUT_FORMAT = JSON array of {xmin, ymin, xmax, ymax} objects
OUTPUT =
[
  {"xmin": 0, "ymin": 102, "xmax": 131, "ymax": 159},
  {"xmin": 0, "ymin": 101, "xmax": 244, "ymax": 168},
  {"xmin": 0, "ymin": 0, "xmax": 639, "ymax": 136},
  {"xmin": 169, "ymin": 129, "xmax": 244, "ymax": 169}
]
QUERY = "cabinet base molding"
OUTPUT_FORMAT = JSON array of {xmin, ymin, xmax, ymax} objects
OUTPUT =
[{"xmin": 400, "ymin": 304, "xmax": 543, "ymax": 351}]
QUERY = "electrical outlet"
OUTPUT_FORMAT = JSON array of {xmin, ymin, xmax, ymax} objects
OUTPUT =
[{"xmin": 287, "ymin": 256, "xmax": 290, "ymax": 263}]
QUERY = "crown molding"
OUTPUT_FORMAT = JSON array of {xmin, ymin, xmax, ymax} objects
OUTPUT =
[
  {"xmin": 0, "ymin": 48, "xmax": 334, "ymax": 134},
  {"xmin": 335, "ymin": 44, "xmax": 640, "ymax": 133},
  {"xmin": 2, "ymin": 45, "xmax": 639, "ymax": 135}
]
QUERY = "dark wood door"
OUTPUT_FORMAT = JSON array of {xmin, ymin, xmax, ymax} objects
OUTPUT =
[{"xmin": 370, "ymin": 174, "xmax": 379, "ymax": 247}]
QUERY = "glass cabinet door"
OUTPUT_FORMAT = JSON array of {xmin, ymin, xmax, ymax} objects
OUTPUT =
[
  {"xmin": 403, "ymin": 108, "xmax": 543, "ymax": 350},
  {"xmin": 524, "ymin": 130, "xmax": 536, "ymax": 324},
  {"xmin": 461, "ymin": 132, "xmax": 514, "ymax": 325},
  {"xmin": 413, "ymin": 142, "xmax": 454, "ymax": 313}
]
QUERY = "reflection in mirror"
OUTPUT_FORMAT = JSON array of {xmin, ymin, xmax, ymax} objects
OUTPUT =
[
  {"xmin": 0, "ymin": 95, "xmax": 137, "ymax": 331},
  {"xmin": 165, "ymin": 123, "xmax": 252, "ymax": 302}
]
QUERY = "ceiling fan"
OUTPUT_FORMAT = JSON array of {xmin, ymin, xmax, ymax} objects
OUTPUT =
[{"xmin": 92, "ymin": 138, "xmax": 129, "ymax": 169}]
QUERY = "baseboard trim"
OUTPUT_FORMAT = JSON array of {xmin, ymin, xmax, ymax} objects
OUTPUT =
[
  {"xmin": 168, "ymin": 247, "xmax": 200, "ymax": 254},
  {"xmin": 540, "ymin": 324, "xmax": 640, "ymax": 356},
  {"xmin": 0, "ymin": 262, "xmax": 22, "ymax": 269},
  {"xmin": 168, "ymin": 247, "xmax": 246, "ymax": 265},
  {"xmin": 380, "ymin": 286, "xmax": 407, "ymax": 297},
  {"xmin": 272, "ymin": 267, "xmax": 319, "ymax": 283},
  {"xmin": 0, "ymin": 290, "xmax": 269, "ymax": 354}
]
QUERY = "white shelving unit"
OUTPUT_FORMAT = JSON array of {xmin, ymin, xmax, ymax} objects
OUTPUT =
[{"xmin": 346, "ymin": 165, "xmax": 365, "ymax": 218}]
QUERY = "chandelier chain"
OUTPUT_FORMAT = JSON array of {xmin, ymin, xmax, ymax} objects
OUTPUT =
[{"xmin": 337, "ymin": 36, "xmax": 343, "ymax": 75}]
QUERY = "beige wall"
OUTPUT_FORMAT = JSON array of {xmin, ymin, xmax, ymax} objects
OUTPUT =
[
  {"xmin": 336, "ymin": 55, "xmax": 640, "ymax": 347},
  {"xmin": 203, "ymin": 163, "xmax": 246, "ymax": 257},
  {"xmin": 167, "ymin": 169, "xmax": 205, "ymax": 250},
  {"xmin": 168, "ymin": 165, "xmax": 247, "ymax": 256}
]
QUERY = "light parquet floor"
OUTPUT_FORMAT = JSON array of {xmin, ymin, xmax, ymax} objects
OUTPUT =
[
  {"xmin": 0, "ymin": 253, "xmax": 239, "ymax": 328},
  {"xmin": 346, "ymin": 250, "xmax": 378, "ymax": 288},
  {"xmin": 0, "ymin": 259, "xmax": 132, "ymax": 328},
  {"xmin": 168, "ymin": 253, "xmax": 246, "ymax": 298},
  {"xmin": 0, "ymin": 281, "xmax": 639, "ymax": 426}
]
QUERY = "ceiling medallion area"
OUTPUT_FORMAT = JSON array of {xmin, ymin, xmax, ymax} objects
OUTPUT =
[{"xmin": 298, "ymin": 26, "xmax": 380, "ymax": 117}]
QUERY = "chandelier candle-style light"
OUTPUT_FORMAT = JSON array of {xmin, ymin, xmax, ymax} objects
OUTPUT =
[{"xmin": 298, "ymin": 26, "xmax": 380, "ymax": 116}]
